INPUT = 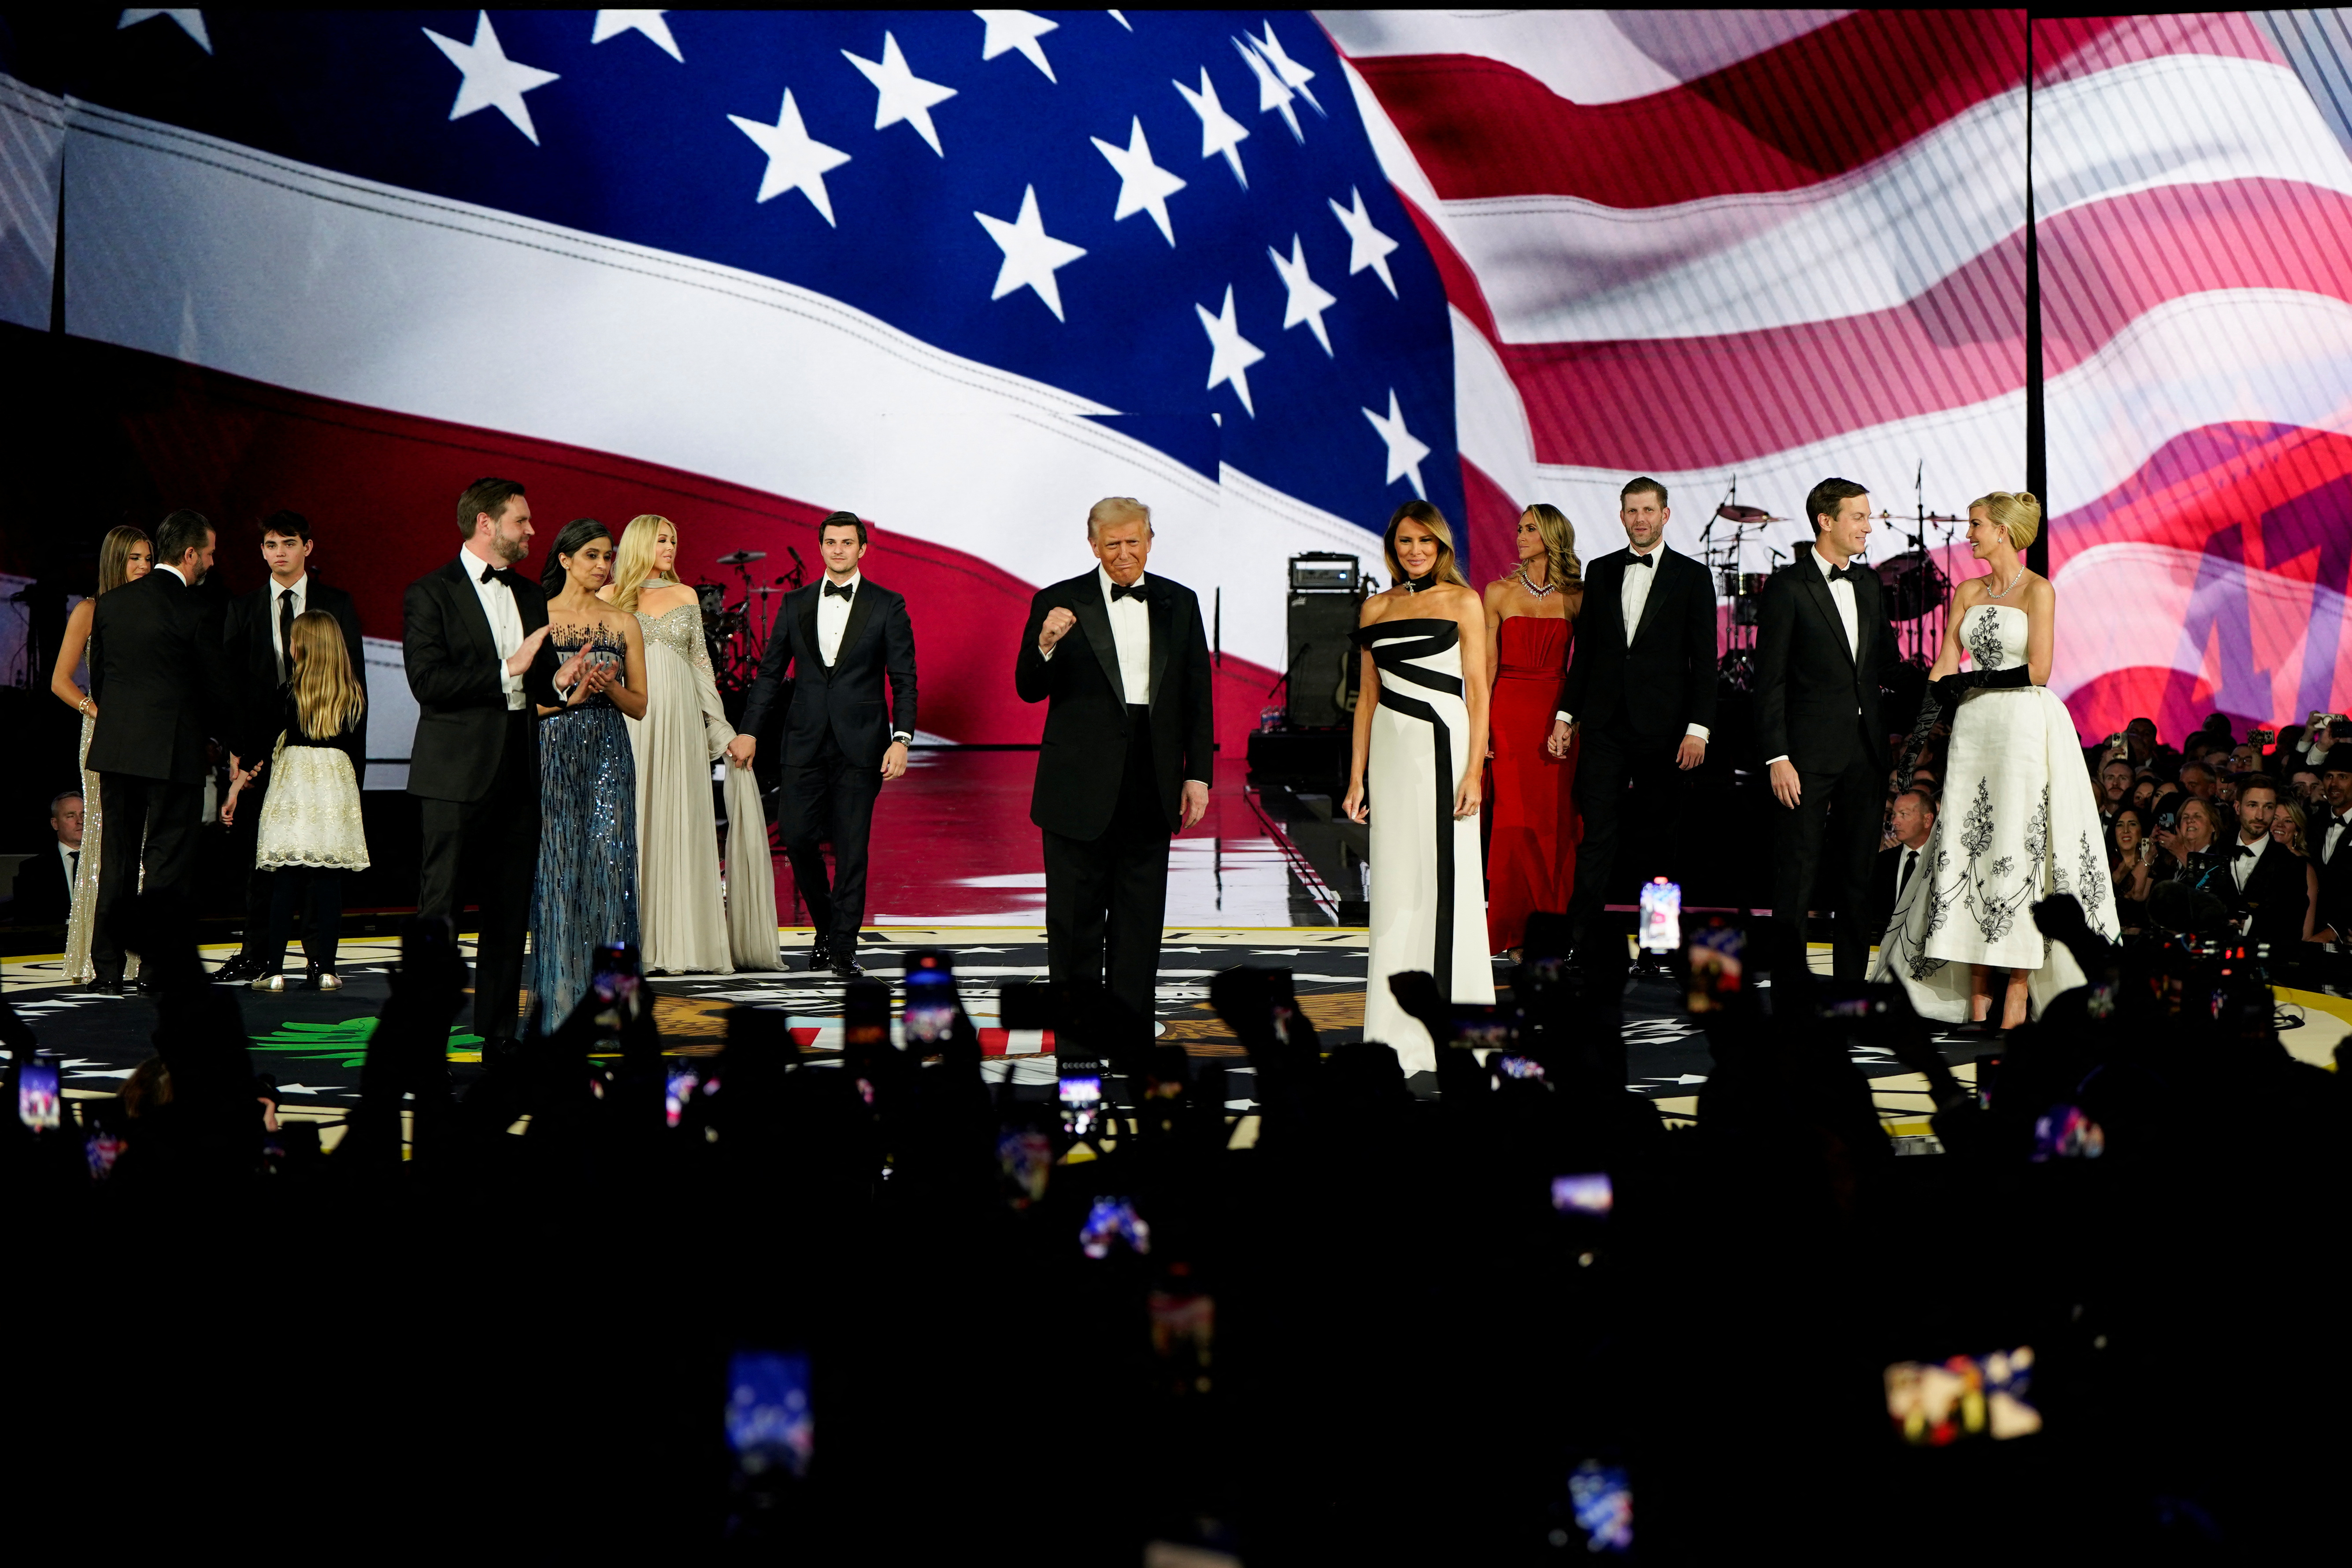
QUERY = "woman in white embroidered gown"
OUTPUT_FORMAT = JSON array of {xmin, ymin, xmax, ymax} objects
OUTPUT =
[
  {"xmin": 1872, "ymin": 491, "xmax": 2118, "ymax": 1030},
  {"xmin": 1342, "ymin": 501, "xmax": 1494, "ymax": 1078},
  {"xmin": 601, "ymin": 515, "xmax": 779, "ymax": 974}
]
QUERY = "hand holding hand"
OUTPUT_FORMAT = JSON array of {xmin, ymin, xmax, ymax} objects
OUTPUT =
[
  {"xmin": 880, "ymin": 740, "xmax": 909, "ymax": 782},
  {"xmin": 1037, "ymin": 606, "xmax": 1078, "ymax": 653},
  {"xmin": 220, "ymin": 778, "xmax": 243, "ymax": 826},
  {"xmin": 1180, "ymin": 778, "xmax": 1210, "ymax": 830},
  {"xmin": 507, "ymin": 623, "xmax": 552, "ymax": 677},
  {"xmin": 1770, "ymin": 757, "xmax": 1803, "ymax": 809},
  {"xmin": 725, "ymin": 734, "xmax": 757, "ymax": 769},
  {"xmin": 1546, "ymin": 719, "xmax": 1572, "ymax": 758},
  {"xmin": 1676, "ymin": 734, "xmax": 1707, "ymax": 771}
]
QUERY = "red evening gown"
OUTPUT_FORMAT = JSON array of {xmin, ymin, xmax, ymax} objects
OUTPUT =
[{"xmin": 1486, "ymin": 615, "xmax": 1579, "ymax": 952}]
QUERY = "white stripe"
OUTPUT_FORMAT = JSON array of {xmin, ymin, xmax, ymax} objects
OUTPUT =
[
  {"xmin": 2052, "ymin": 542, "xmax": 2352, "ymax": 717},
  {"xmin": 57, "ymin": 101, "xmax": 1384, "ymax": 673},
  {"xmin": 1499, "ymin": 290, "xmax": 2352, "ymax": 653},
  {"xmin": 0, "ymin": 75, "xmax": 66, "ymax": 331},
  {"xmin": 1314, "ymin": 10, "xmax": 1848, "ymax": 105},
  {"xmin": 1448, "ymin": 302, "xmax": 1540, "ymax": 503},
  {"xmin": 1428, "ymin": 54, "xmax": 2351, "ymax": 345}
]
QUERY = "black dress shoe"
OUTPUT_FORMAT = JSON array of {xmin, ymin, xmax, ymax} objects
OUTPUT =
[
  {"xmin": 828, "ymin": 956, "xmax": 866, "ymax": 980},
  {"xmin": 806, "ymin": 943, "xmax": 833, "ymax": 973},
  {"xmin": 91, "ymin": 976, "xmax": 126, "ymax": 996},
  {"xmin": 216, "ymin": 953, "xmax": 266, "ymax": 982}
]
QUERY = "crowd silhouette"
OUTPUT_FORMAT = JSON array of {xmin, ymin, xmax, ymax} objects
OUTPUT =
[{"xmin": 5, "ymin": 891, "xmax": 2343, "ymax": 1560}]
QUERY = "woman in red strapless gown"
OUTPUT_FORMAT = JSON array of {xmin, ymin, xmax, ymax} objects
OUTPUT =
[{"xmin": 1483, "ymin": 504, "xmax": 1584, "ymax": 955}]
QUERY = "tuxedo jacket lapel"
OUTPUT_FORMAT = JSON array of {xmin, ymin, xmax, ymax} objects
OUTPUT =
[
  {"xmin": 1629, "ymin": 554, "xmax": 1670, "ymax": 647},
  {"xmin": 442, "ymin": 558, "xmax": 499, "ymax": 664},
  {"xmin": 833, "ymin": 585, "xmax": 877, "ymax": 671},
  {"xmin": 1800, "ymin": 566, "xmax": 1856, "ymax": 670},
  {"xmin": 1071, "ymin": 581, "xmax": 1121, "ymax": 697},
  {"xmin": 1146, "ymin": 580, "xmax": 1172, "ymax": 708}
]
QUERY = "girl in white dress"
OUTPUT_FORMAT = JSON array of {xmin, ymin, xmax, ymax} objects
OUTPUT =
[
  {"xmin": 223, "ymin": 611, "xmax": 370, "ymax": 991},
  {"xmin": 602, "ymin": 515, "xmax": 780, "ymax": 973},
  {"xmin": 1343, "ymin": 502, "xmax": 1494, "ymax": 1076},
  {"xmin": 1872, "ymin": 492, "xmax": 2118, "ymax": 1030}
]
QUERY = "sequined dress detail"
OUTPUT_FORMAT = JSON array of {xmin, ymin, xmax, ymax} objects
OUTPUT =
[{"xmin": 527, "ymin": 622, "xmax": 641, "ymax": 1024}]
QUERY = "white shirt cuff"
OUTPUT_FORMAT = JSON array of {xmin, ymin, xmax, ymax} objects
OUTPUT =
[
  {"xmin": 891, "ymin": 731, "xmax": 912, "ymax": 744},
  {"xmin": 1685, "ymin": 724, "xmax": 1710, "ymax": 741},
  {"xmin": 1766, "ymin": 754, "xmax": 1790, "ymax": 767},
  {"xmin": 1039, "ymin": 641, "xmax": 1056, "ymax": 661},
  {"xmin": 1554, "ymin": 711, "xmax": 1572, "ymax": 726}
]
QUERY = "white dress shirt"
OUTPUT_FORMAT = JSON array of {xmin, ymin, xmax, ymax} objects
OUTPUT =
[
  {"xmin": 817, "ymin": 571, "xmax": 860, "ymax": 666},
  {"xmin": 1042, "ymin": 568, "xmax": 1154, "ymax": 704},
  {"xmin": 1554, "ymin": 545, "xmax": 1708, "ymax": 740},
  {"xmin": 1763, "ymin": 546, "xmax": 1862, "ymax": 770},
  {"xmin": 2231, "ymin": 832, "xmax": 2267, "ymax": 892},
  {"xmin": 58, "ymin": 838, "xmax": 79, "ymax": 889},
  {"xmin": 461, "ymin": 545, "xmax": 528, "ymax": 710},
  {"xmin": 158, "ymin": 563, "xmax": 189, "ymax": 587},
  {"xmin": 2325, "ymin": 810, "xmax": 2351, "ymax": 865},
  {"xmin": 268, "ymin": 573, "xmax": 309, "ymax": 682}
]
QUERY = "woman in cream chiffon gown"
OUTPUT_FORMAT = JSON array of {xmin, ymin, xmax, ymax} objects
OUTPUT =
[
  {"xmin": 603, "ymin": 514, "xmax": 780, "ymax": 973},
  {"xmin": 48, "ymin": 526, "xmax": 153, "ymax": 985}
]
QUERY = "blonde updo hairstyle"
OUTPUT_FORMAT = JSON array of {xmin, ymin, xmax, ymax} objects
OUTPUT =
[
  {"xmin": 607, "ymin": 514, "xmax": 677, "ymax": 615},
  {"xmin": 1383, "ymin": 500, "xmax": 1470, "ymax": 589},
  {"xmin": 1520, "ymin": 502, "xmax": 1582, "ymax": 587},
  {"xmin": 1972, "ymin": 491, "xmax": 2043, "ymax": 552}
]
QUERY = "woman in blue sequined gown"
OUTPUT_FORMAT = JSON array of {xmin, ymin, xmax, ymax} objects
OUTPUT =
[{"xmin": 526, "ymin": 519, "xmax": 649, "ymax": 1025}]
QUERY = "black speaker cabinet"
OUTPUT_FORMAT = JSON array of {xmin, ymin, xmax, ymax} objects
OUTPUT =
[{"xmin": 1285, "ymin": 591, "xmax": 1362, "ymax": 729}]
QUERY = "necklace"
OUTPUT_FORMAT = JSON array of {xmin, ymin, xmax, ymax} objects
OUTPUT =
[
  {"xmin": 1401, "ymin": 567, "xmax": 1439, "ymax": 594},
  {"xmin": 1515, "ymin": 564, "xmax": 1555, "ymax": 598},
  {"xmin": 1984, "ymin": 565, "xmax": 2026, "ymax": 600}
]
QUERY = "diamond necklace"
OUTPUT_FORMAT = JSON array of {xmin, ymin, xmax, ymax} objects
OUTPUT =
[
  {"xmin": 1516, "ymin": 564, "xmax": 1555, "ymax": 598},
  {"xmin": 1984, "ymin": 566, "xmax": 2026, "ymax": 600}
]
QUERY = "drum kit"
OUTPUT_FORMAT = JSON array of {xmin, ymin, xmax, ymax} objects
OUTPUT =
[
  {"xmin": 1702, "ymin": 475, "xmax": 1968, "ymax": 688},
  {"xmin": 700, "ymin": 547, "xmax": 806, "ymax": 692}
]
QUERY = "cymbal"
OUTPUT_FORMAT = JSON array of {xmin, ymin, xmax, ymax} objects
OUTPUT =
[
  {"xmin": 715, "ymin": 549, "xmax": 768, "ymax": 565},
  {"xmin": 1717, "ymin": 504, "xmax": 1780, "ymax": 523}
]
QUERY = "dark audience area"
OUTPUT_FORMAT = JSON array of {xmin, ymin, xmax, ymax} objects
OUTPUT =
[{"xmin": 6, "ymin": 886, "xmax": 2343, "ymax": 1560}]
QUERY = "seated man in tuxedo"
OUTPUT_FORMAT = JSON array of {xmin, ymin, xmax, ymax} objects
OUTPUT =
[
  {"xmin": 2227, "ymin": 777, "xmax": 2311, "ymax": 949},
  {"xmin": 10, "ymin": 791, "xmax": 83, "ymax": 925},
  {"xmin": 733, "ymin": 511, "xmax": 918, "ymax": 979},
  {"xmin": 217, "ymin": 510, "xmax": 367, "ymax": 982},
  {"xmin": 1871, "ymin": 784, "xmax": 1935, "ymax": 938}
]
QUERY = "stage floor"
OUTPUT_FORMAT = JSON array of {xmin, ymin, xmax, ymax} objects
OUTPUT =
[{"xmin": 11, "ymin": 930, "xmax": 2345, "ymax": 1151}]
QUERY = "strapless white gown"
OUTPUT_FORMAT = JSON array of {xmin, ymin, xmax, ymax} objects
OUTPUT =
[{"xmin": 1872, "ymin": 603, "xmax": 2119, "ymax": 1019}]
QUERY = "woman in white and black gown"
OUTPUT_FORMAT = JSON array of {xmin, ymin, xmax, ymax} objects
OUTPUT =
[
  {"xmin": 601, "ymin": 515, "xmax": 779, "ymax": 973},
  {"xmin": 48, "ymin": 526, "xmax": 152, "ymax": 984},
  {"xmin": 1872, "ymin": 491, "xmax": 2118, "ymax": 1030},
  {"xmin": 1342, "ymin": 502, "xmax": 1493, "ymax": 1077}
]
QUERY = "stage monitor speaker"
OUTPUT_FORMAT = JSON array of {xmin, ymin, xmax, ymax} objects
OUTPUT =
[{"xmin": 1284, "ymin": 591, "xmax": 1361, "ymax": 729}]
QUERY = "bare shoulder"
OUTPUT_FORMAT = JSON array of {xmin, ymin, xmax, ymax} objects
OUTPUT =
[
  {"xmin": 1437, "ymin": 582, "xmax": 1484, "ymax": 619},
  {"xmin": 641, "ymin": 581, "xmax": 697, "ymax": 613},
  {"xmin": 1482, "ymin": 577, "xmax": 1513, "ymax": 611},
  {"xmin": 2026, "ymin": 571, "xmax": 2056, "ymax": 605}
]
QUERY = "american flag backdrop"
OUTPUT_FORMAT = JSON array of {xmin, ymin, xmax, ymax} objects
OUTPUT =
[{"xmin": 2, "ymin": 10, "xmax": 2349, "ymax": 759}]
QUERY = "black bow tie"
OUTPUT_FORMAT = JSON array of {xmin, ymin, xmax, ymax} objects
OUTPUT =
[
  {"xmin": 479, "ymin": 563, "xmax": 519, "ymax": 590},
  {"xmin": 2232, "ymin": 844, "xmax": 2254, "ymax": 859},
  {"xmin": 823, "ymin": 581, "xmax": 854, "ymax": 601},
  {"xmin": 1826, "ymin": 564, "xmax": 1851, "ymax": 583},
  {"xmin": 1626, "ymin": 552, "xmax": 1654, "ymax": 570},
  {"xmin": 1110, "ymin": 580, "xmax": 1147, "ymax": 602}
]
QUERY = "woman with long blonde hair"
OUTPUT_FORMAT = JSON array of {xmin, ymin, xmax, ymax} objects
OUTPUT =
[
  {"xmin": 1872, "ymin": 489, "xmax": 2119, "ymax": 1029},
  {"xmin": 1482, "ymin": 502, "xmax": 1585, "ymax": 957},
  {"xmin": 597, "ymin": 513, "xmax": 780, "ymax": 973},
  {"xmin": 1342, "ymin": 500, "xmax": 1494, "ymax": 1077},
  {"xmin": 48, "ymin": 525, "xmax": 153, "ymax": 982},
  {"xmin": 222, "ymin": 610, "xmax": 370, "ymax": 990}
]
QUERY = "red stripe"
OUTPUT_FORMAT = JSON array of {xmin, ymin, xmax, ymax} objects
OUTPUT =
[
  {"xmin": 2051, "ymin": 422, "xmax": 2352, "ymax": 589},
  {"xmin": 1392, "ymin": 186, "xmax": 1496, "ymax": 340},
  {"xmin": 1351, "ymin": 9, "xmax": 2025, "ymax": 207},
  {"xmin": 67, "ymin": 330, "xmax": 1277, "ymax": 759},
  {"xmin": 1456, "ymin": 456, "xmax": 1523, "ymax": 584},
  {"xmin": 2031, "ymin": 12, "xmax": 2282, "ymax": 84},
  {"xmin": 1490, "ymin": 180, "xmax": 2352, "ymax": 473}
]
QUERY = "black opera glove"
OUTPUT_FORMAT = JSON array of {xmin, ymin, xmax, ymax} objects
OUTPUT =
[
  {"xmin": 1896, "ymin": 691, "xmax": 1945, "ymax": 785},
  {"xmin": 1932, "ymin": 664, "xmax": 2031, "ymax": 708}
]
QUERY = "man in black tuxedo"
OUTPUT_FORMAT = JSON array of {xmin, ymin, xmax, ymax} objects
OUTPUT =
[
  {"xmin": 1550, "ymin": 476, "xmax": 1719, "ymax": 953},
  {"xmin": 85, "ymin": 509, "xmax": 245, "ymax": 992},
  {"xmin": 2308, "ymin": 759, "xmax": 2352, "ymax": 949},
  {"xmin": 9, "ymin": 792, "xmax": 82, "ymax": 925},
  {"xmin": 734, "ymin": 512, "xmax": 919, "ymax": 979},
  {"xmin": 404, "ymin": 478, "xmax": 563, "ymax": 1045},
  {"xmin": 1014, "ymin": 497, "xmax": 1213, "ymax": 1029},
  {"xmin": 1871, "ymin": 784, "xmax": 1937, "ymax": 936},
  {"xmin": 1754, "ymin": 478, "xmax": 1900, "ymax": 980},
  {"xmin": 217, "ymin": 510, "xmax": 368, "ymax": 983},
  {"xmin": 2226, "ymin": 777, "xmax": 2311, "ymax": 948}
]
